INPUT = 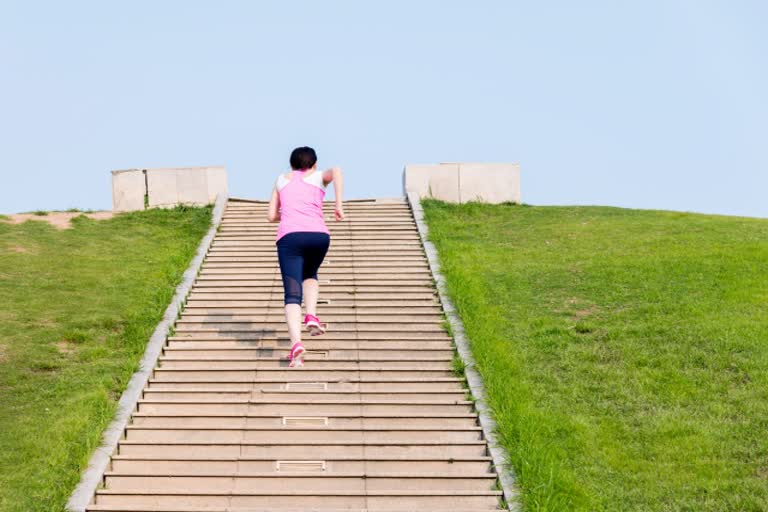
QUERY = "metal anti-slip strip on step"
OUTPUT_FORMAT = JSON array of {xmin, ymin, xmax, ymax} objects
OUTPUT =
[
  {"xmin": 284, "ymin": 382, "xmax": 328, "ymax": 391},
  {"xmin": 281, "ymin": 416, "xmax": 330, "ymax": 427},
  {"xmin": 275, "ymin": 460, "xmax": 327, "ymax": 472}
]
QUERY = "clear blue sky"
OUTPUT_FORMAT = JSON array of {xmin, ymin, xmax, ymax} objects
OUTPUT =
[{"xmin": 1, "ymin": 1, "xmax": 766, "ymax": 217}]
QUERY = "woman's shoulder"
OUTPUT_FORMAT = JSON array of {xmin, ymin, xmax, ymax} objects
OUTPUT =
[
  {"xmin": 304, "ymin": 170, "xmax": 325, "ymax": 188},
  {"xmin": 276, "ymin": 172, "xmax": 291, "ymax": 191}
]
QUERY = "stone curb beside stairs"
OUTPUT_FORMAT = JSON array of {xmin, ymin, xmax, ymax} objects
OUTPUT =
[
  {"xmin": 407, "ymin": 192, "xmax": 520, "ymax": 511},
  {"xmin": 66, "ymin": 194, "xmax": 228, "ymax": 512}
]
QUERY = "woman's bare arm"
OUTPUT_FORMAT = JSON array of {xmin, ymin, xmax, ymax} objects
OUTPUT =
[
  {"xmin": 322, "ymin": 167, "xmax": 344, "ymax": 221},
  {"xmin": 267, "ymin": 185, "xmax": 280, "ymax": 222}
]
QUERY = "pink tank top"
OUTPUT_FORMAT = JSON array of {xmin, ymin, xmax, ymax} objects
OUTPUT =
[{"xmin": 275, "ymin": 169, "xmax": 331, "ymax": 242}]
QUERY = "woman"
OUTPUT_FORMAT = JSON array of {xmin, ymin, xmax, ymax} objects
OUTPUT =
[{"xmin": 267, "ymin": 146, "xmax": 344, "ymax": 367}]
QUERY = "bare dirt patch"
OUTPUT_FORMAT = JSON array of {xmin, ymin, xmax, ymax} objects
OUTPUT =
[
  {"xmin": 55, "ymin": 341, "xmax": 76, "ymax": 354},
  {"xmin": 10, "ymin": 245, "xmax": 30, "ymax": 253},
  {"xmin": 35, "ymin": 318, "xmax": 58, "ymax": 329},
  {"xmin": 558, "ymin": 298, "xmax": 600, "ymax": 319},
  {"xmin": 573, "ymin": 306, "xmax": 599, "ymax": 319},
  {"xmin": 1, "ymin": 211, "xmax": 114, "ymax": 230}
]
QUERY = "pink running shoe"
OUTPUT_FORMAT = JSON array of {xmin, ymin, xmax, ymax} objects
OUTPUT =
[
  {"xmin": 304, "ymin": 314, "xmax": 327, "ymax": 336},
  {"xmin": 288, "ymin": 342, "xmax": 305, "ymax": 368}
]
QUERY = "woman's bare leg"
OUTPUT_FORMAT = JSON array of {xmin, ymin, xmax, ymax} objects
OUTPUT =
[
  {"xmin": 303, "ymin": 278, "xmax": 319, "ymax": 317},
  {"xmin": 284, "ymin": 304, "xmax": 303, "ymax": 345}
]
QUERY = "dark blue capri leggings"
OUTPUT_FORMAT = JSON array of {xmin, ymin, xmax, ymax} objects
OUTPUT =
[{"xmin": 276, "ymin": 231, "xmax": 331, "ymax": 305}]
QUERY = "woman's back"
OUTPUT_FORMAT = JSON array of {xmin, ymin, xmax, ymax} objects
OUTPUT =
[{"xmin": 275, "ymin": 169, "xmax": 330, "ymax": 241}]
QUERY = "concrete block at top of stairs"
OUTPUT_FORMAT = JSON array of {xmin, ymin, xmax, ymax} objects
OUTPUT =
[
  {"xmin": 111, "ymin": 166, "xmax": 228, "ymax": 211},
  {"xmin": 111, "ymin": 169, "xmax": 146, "ymax": 212},
  {"xmin": 146, "ymin": 166, "xmax": 228, "ymax": 208},
  {"xmin": 403, "ymin": 163, "xmax": 460, "ymax": 203},
  {"xmin": 206, "ymin": 167, "xmax": 229, "ymax": 202},
  {"xmin": 403, "ymin": 162, "xmax": 521, "ymax": 204},
  {"xmin": 459, "ymin": 163, "xmax": 521, "ymax": 204}
]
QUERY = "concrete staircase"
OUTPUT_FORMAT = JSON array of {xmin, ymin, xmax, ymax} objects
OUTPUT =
[{"xmin": 86, "ymin": 198, "xmax": 504, "ymax": 511}]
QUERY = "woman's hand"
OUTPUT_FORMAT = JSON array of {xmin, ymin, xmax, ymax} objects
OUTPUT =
[{"xmin": 335, "ymin": 203, "xmax": 345, "ymax": 221}]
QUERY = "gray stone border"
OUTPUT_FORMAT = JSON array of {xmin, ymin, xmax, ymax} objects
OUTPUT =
[
  {"xmin": 407, "ymin": 192, "xmax": 520, "ymax": 511},
  {"xmin": 66, "ymin": 194, "xmax": 228, "ymax": 512}
]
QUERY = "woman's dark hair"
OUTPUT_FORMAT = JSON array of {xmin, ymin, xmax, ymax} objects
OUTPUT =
[{"xmin": 290, "ymin": 146, "xmax": 317, "ymax": 170}]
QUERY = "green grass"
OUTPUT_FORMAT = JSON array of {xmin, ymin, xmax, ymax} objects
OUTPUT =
[
  {"xmin": 422, "ymin": 200, "xmax": 768, "ymax": 512},
  {"xmin": 0, "ymin": 206, "xmax": 212, "ymax": 512}
]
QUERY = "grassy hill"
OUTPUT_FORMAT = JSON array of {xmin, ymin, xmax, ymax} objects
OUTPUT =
[
  {"xmin": 422, "ymin": 200, "xmax": 768, "ymax": 511},
  {"xmin": 0, "ymin": 206, "xmax": 211, "ymax": 512}
]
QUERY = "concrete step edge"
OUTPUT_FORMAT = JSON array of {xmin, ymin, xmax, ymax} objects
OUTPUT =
[
  {"xmin": 143, "ymin": 390, "xmax": 466, "ymax": 395},
  {"xmin": 129, "ymin": 413, "xmax": 478, "ymax": 418},
  {"xmin": 137, "ymin": 399, "xmax": 473, "ymax": 405},
  {"xmin": 157, "ymin": 357, "xmax": 453, "ymax": 362},
  {"xmin": 109, "ymin": 455, "xmax": 493, "ymax": 461},
  {"xmin": 94, "ymin": 490, "xmax": 503, "ymax": 496},
  {"xmin": 103, "ymin": 471, "xmax": 496, "ymax": 478},
  {"xmin": 162, "ymin": 347, "xmax": 453, "ymax": 352},
  {"xmin": 152, "ymin": 367, "xmax": 457, "ymax": 372},
  {"xmin": 117, "ymin": 441, "xmax": 488, "ymax": 446},
  {"xmin": 124, "ymin": 426, "xmax": 482, "ymax": 431},
  {"xmin": 88, "ymin": 507, "xmax": 499, "ymax": 512},
  {"xmin": 149, "ymin": 377, "xmax": 464, "ymax": 384}
]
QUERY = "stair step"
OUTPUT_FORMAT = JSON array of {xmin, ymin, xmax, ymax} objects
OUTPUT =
[
  {"xmin": 166, "ymin": 334, "xmax": 451, "ymax": 341},
  {"xmin": 136, "ymin": 400, "xmax": 474, "ymax": 415},
  {"xmin": 92, "ymin": 490, "xmax": 502, "ymax": 509},
  {"xmin": 203, "ymin": 256, "xmax": 428, "ymax": 263},
  {"xmin": 129, "ymin": 414, "xmax": 480, "ymax": 429},
  {"xmin": 122, "ymin": 428, "xmax": 482, "ymax": 443},
  {"xmin": 115, "ymin": 443, "xmax": 489, "ymax": 459},
  {"xmin": 146, "ymin": 382, "xmax": 465, "ymax": 393},
  {"xmin": 180, "ymin": 306, "xmax": 443, "ymax": 313},
  {"xmin": 89, "ymin": 506, "xmax": 500, "ymax": 512},
  {"xmin": 175, "ymin": 315, "xmax": 443, "ymax": 323},
  {"xmin": 190, "ymin": 286, "xmax": 435, "ymax": 292},
  {"xmin": 172, "ymin": 323, "xmax": 445, "ymax": 332},
  {"xmin": 201, "ymin": 263, "xmax": 430, "ymax": 270},
  {"xmin": 167, "ymin": 334, "xmax": 451, "ymax": 341},
  {"xmin": 152, "ymin": 358, "xmax": 455, "ymax": 368},
  {"xmin": 170, "ymin": 331, "xmax": 450, "ymax": 340},
  {"xmin": 163, "ymin": 345, "xmax": 450, "ymax": 352},
  {"xmin": 156, "ymin": 360, "xmax": 452, "ymax": 370},
  {"xmin": 142, "ymin": 391, "xmax": 468, "ymax": 401},
  {"xmin": 147, "ymin": 376, "xmax": 465, "ymax": 384},
  {"xmin": 164, "ymin": 340, "xmax": 454, "ymax": 350},
  {"xmin": 102, "ymin": 473, "xmax": 497, "ymax": 492},
  {"xmin": 185, "ymin": 297, "xmax": 440, "ymax": 304},
  {"xmin": 151, "ymin": 369, "xmax": 458, "ymax": 380},
  {"xmin": 109, "ymin": 457, "xmax": 494, "ymax": 474}
]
